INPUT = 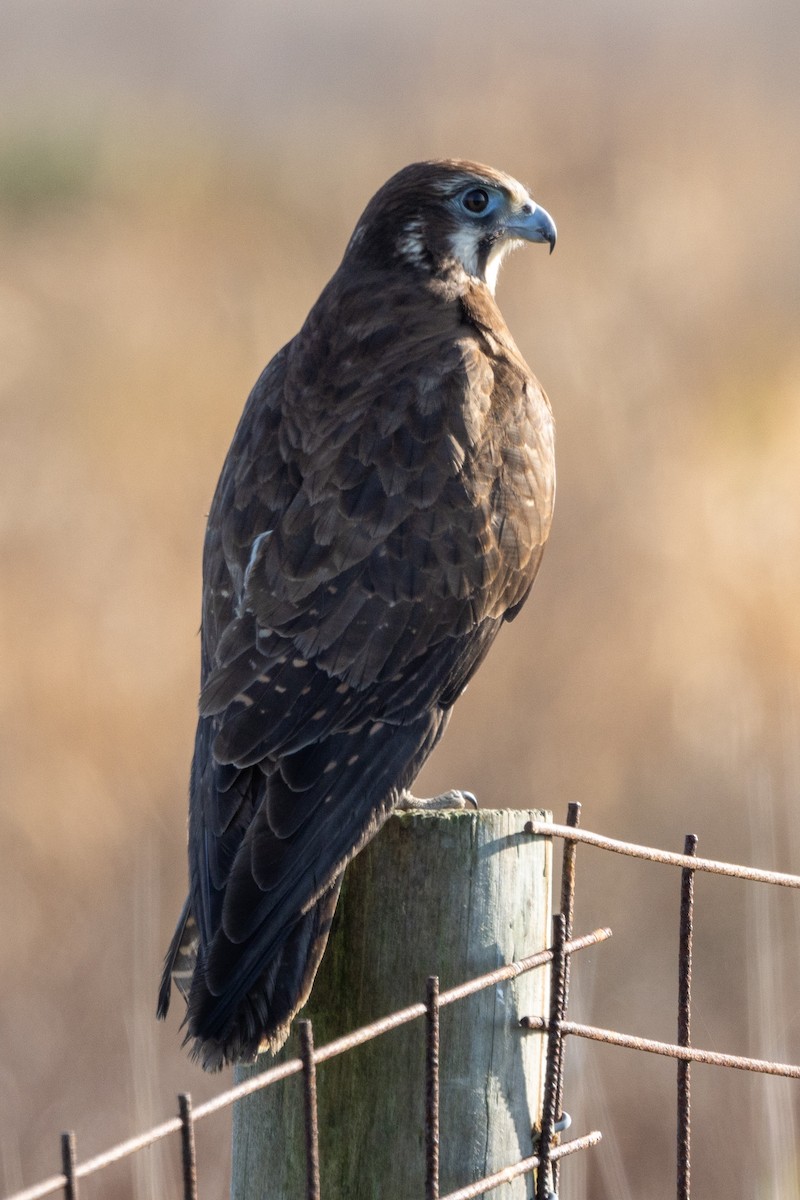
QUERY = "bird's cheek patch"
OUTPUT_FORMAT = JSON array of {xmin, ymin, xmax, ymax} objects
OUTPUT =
[
  {"xmin": 446, "ymin": 226, "xmax": 480, "ymax": 277},
  {"xmin": 395, "ymin": 218, "xmax": 430, "ymax": 268}
]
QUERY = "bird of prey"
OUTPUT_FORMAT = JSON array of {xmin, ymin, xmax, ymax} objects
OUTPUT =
[{"xmin": 158, "ymin": 159, "xmax": 557, "ymax": 1070}]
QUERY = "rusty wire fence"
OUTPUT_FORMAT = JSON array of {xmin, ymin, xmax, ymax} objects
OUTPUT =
[{"xmin": 6, "ymin": 802, "xmax": 800, "ymax": 1200}]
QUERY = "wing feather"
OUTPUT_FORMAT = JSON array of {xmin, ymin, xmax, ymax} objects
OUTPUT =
[{"xmin": 171, "ymin": 262, "xmax": 555, "ymax": 1064}]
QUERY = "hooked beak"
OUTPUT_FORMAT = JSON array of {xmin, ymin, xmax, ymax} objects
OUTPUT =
[{"xmin": 506, "ymin": 202, "xmax": 557, "ymax": 254}]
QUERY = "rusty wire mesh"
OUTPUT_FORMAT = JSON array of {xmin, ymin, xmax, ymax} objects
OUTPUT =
[{"xmin": 6, "ymin": 804, "xmax": 800, "ymax": 1200}]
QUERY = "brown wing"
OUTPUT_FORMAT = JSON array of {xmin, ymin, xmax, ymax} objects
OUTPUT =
[{"xmin": 178, "ymin": 269, "xmax": 554, "ymax": 1057}]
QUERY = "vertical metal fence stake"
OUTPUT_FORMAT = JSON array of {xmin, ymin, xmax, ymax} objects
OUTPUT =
[
  {"xmin": 299, "ymin": 1020, "xmax": 321, "ymax": 1200},
  {"xmin": 558, "ymin": 804, "xmax": 582, "ymax": 940},
  {"xmin": 426, "ymin": 975, "xmax": 441, "ymax": 1200},
  {"xmin": 60, "ymin": 1132, "xmax": 78, "ymax": 1200},
  {"xmin": 552, "ymin": 802, "xmax": 581, "ymax": 1195},
  {"xmin": 537, "ymin": 913, "xmax": 567, "ymax": 1200},
  {"xmin": 677, "ymin": 834, "xmax": 698, "ymax": 1200},
  {"xmin": 178, "ymin": 1093, "xmax": 199, "ymax": 1200}
]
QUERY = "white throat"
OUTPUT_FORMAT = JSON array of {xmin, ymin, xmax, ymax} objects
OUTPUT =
[{"xmin": 483, "ymin": 240, "xmax": 516, "ymax": 295}]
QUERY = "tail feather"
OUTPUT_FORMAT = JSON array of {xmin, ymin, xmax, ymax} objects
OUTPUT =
[
  {"xmin": 157, "ymin": 897, "xmax": 199, "ymax": 1020},
  {"xmin": 162, "ymin": 876, "xmax": 343, "ymax": 1071}
]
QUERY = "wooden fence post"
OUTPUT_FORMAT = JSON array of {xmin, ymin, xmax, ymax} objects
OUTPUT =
[{"xmin": 231, "ymin": 808, "xmax": 552, "ymax": 1199}]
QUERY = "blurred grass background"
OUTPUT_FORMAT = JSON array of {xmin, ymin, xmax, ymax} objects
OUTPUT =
[{"xmin": 0, "ymin": 1, "xmax": 799, "ymax": 1196}]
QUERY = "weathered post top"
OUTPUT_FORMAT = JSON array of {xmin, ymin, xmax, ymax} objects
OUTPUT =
[{"xmin": 232, "ymin": 808, "xmax": 552, "ymax": 1199}]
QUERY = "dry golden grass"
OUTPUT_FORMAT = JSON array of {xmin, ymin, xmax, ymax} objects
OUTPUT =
[{"xmin": 1, "ymin": 33, "xmax": 799, "ymax": 1197}]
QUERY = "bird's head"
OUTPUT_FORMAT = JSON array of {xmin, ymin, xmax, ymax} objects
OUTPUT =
[{"xmin": 344, "ymin": 159, "xmax": 556, "ymax": 295}]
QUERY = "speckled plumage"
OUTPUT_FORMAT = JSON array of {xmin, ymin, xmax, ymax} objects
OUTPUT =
[{"xmin": 158, "ymin": 160, "xmax": 557, "ymax": 1069}]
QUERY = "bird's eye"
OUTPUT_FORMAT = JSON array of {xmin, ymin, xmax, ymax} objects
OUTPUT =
[{"xmin": 461, "ymin": 187, "xmax": 491, "ymax": 215}]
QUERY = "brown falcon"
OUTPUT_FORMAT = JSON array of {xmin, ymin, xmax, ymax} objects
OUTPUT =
[{"xmin": 158, "ymin": 159, "xmax": 557, "ymax": 1070}]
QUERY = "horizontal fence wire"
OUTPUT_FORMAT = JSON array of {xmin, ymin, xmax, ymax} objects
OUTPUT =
[
  {"xmin": 438, "ymin": 1131, "xmax": 604, "ymax": 1200},
  {"xmin": 524, "ymin": 820, "xmax": 800, "ymax": 888},
  {"xmin": 519, "ymin": 1016, "xmax": 800, "ymax": 1079},
  {"xmin": 8, "ymin": 816, "xmax": 800, "ymax": 1200},
  {"xmin": 4, "ymin": 928, "xmax": 610, "ymax": 1200}
]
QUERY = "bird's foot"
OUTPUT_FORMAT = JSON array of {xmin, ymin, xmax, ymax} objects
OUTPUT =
[{"xmin": 397, "ymin": 788, "xmax": 478, "ymax": 812}]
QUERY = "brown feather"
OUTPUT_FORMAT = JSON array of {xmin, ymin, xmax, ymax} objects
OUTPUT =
[{"xmin": 158, "ymin": 159, "xmax": 557, "ymax": 1068}]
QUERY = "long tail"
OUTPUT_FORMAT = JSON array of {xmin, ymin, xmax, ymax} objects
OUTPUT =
[
  {"xmin": 158, "ymin": 878, "xmax": 343, "ymax": 1071},
  {"xmin": 157, "ymin": 896, "xmax": 198, "ymax": 1019}
]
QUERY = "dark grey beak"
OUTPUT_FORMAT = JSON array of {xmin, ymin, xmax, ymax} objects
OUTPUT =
[{"xmin": 507, "ymin": 203, "xmax": 557, "ymax": 254}]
